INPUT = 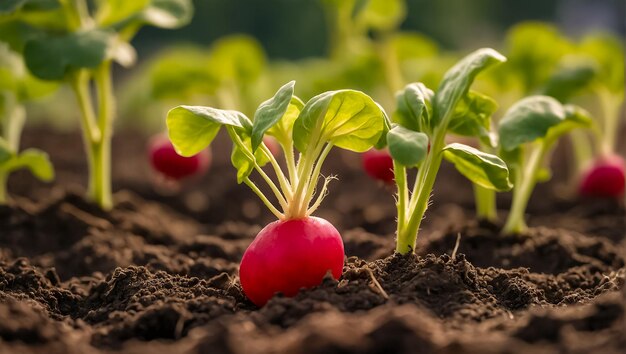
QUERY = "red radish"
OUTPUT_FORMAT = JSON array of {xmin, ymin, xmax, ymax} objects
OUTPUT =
[
  {"xmin": 362, "ymin": 148, "xmax": 394, "ymax": 183},
  {"xmin": 579, "ymin": 154, "xmax": 626, "ymax": 198},
  {"xmin": 263, "ymin": 136, "xmax": 282, "ymax": 158},
  {"xmin": 239, "ymin": 217, "xmax": 344, "ymax": 306},
  {"xmin": 148, "ymin": 135, "xmax": 211, "ymax": 180}
]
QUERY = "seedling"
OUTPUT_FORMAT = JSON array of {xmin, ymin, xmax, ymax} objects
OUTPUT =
[
  {"xmin": 579, "ymin": 155, "xmax": 625, "ymax": 198},
  {"xmin": 0, "ymin": 0, "xmax": 193, "ymax": 209},
  {"xmin": 0, "ymin": 44, "xmax": 54, "ymax": 204},
  {"xmin": 148, "ymin": 134, "xmax": 210, "ymax": 181},
  {"xmin": 362, "ymin": 148, "xmax": 394, "ymax": 184},
  {"xmin": 167, "ymin": 81, "xmax": 388, "ymax": 306},
  {"xmin": 573, "ymin": 34, "xmax": 625, "ymax": 198},
  {"xmin": 387, "ymin": 49, "xmax": 512, "ymax": 254},
  {"xmin": 499, "ymin": 96, "xmax": 591, "ymax": 234}
]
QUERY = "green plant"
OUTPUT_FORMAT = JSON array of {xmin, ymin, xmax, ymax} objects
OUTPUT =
[
  {"xmin": 499, "ymin": 96, "xmax": 591, "ymax": 234},
  {"xmin": 166, "ymin": 81, "xmax": 388, "ymax": 304},
  {"xmin": 0, "ymin": 0, "xmax": 193, "ymax": 209},
  {"xmin": 0, "ymin": 43, "xmax": 55, "ymax": 204},
  {"xmin": 386, "ymin": 48, "xmax": 512, "ymax": 254}
]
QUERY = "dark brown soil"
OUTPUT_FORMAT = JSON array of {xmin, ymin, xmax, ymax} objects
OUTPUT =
[{"xmin": 0, "ymin": 128, "xmax": 624, "ymax": 353}]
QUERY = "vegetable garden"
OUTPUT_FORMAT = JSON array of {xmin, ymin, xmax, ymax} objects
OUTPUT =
[{"xmin": 0, "ymin": 1, "xmax": 624, "ymax": 353}]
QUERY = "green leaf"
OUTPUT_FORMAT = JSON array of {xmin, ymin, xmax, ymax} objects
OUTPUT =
[
  {"xmin": 0, "ymin": 148, "xmax": 54, "ymax": 181},
  {"xmin": 579, "ymin": 33, "xmax": 624, "ymax": 94},
  {"xmin": 498, "ymin": 96, "xmax": 567, "ymax": 151},
  {"xmin": 148, "ymin": 46, "xmax": 218, "ymax": 100},
  {"xmin": 166, "ymin": 105, "xmax": 248, "ymax": 157},
  {"xmin": 293, "ymin": 90, "xmax": 386, "ymax": 153},
  {"xmin": 231, "ymin": 134, "xmax": 269, "ymax": 184},
  {"xmin": 355, "ymin": 0, "xmax": 405, "ymax": 32},
  {"xmin": 24, "ymin": 30, "xmax": 114, "ymax": 81},
  {"xmin": 142, "ymin": 0, "xmax": 193, "ymax": 29},
  {"xmin": 266, "ymin": 96, "xmax": 304, "ymax": 146},
  {"xmin": 433, "ymin": 48, "xmax": 506, "ymax": 128},
  {"xmin": 96, "ymin": 0, "xmax": 151, "ymax": 27},
  {"xmin": 0, "ymin": 0, "xmax": 58, "ymax": 14},
  {"xmin": 391, "ymin": 32, "xmax": 438, "ymax": 62},
  {"xmin": 97, "ymin": 0, "xmax": 192, "ymax": 32},
  {"xmin": 209, "ymin": 35, "xmax": 266, "ymax": 84},
  {"xmin": 387, "ymin": 125, "xmax": 429, "ymax": 167},
  {"xmin": 542, "ymin": 59, "xmax": 597, "ymax": 102},
  {"xmin": 0, "ymin": 91, "xmax": 25, "ymax": 150},
  {"xmin": 505, "ymin": 22, "xmax": 573, "ymax": 91},
  {"xmin": 393, "ymin": 82, "xmax": 433, "ymax": 132},
  {"xmin": 448, "ymin": 90, "xmax": 497, "ymax": 146},
  {"xmin": 0, "ymin": 0, "xmax": 26, "ymax": 14},
  {"xmin": 443, "ymin": 143, "xmax": 512, "ymax": 191},
  {"xmin": 251, "ymin": 81, "xmax": 294, "ymax": 151},
  {"xmin": 0, "ymin": 137, "xmax": 14, "ymax": 163}
]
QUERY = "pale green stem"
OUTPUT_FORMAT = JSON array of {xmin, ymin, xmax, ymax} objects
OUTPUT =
[
  {"xmin": 288, "ymin": 143, "xmax": 324, "ymax": 219},
  {"xmin": 394, "ymin": 162, "xmax": 408, "ymax": 240},
  {"xmin": 69, "ymin": 71, "xmax": 100, "ymax": 203},
  {"xmin": 90, "ymin": 63, "xmax": 115, "ymax": 210},
  {"xmin": 376, "ymin": 32, "xmax": 404, "ymax": 96},
  {"xmin": 569, "ymin": 130, "xmax": 593, "ymax": 174},
  {"xmin": 396, "ymin": 119, "xmax": 449, "ymax": 254},
  {"xmin": 228, "ymin": 129, "xmax": 289, "ymax": 212},
  {"xmin": 597, "ymin": 87, "xmax": 622, "ymax": 154},
  {"xmin": 502, "ymin": 145, "xmax": 546, "ymax": 235},
  {"xmin": 260, "ymin": 144, "xmax": 292, "ymax": 198},
  {"xmin": 282, "ymin": 141, "xmax": 298, "ymax": 186},
  {"xmin": 397, "ymin": 150, "xmax": 444, "ymax": 254},
  {"xmin": 306, "ymin": 175, "xmax": 334, "ymax": 216},
  {"xmin": 473, "ymin": 184, "xmax": 497, "ymax": 222},
  {"xmin": 0, "ymin": 172, "xmax": 7, "ymax": 205},
  {"xmin": 244, "ymin": 178, "xmax": 284, "ymax": 219},
  {"xmin": 298, "ymin": 143, "xmax": 334, "ymax": 216},
  {"xmin": 252, "ymin": 164, "xmax": 288, "ymax": 212}
]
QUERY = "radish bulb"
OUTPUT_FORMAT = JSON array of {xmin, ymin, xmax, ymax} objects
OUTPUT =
[
  {"xmin": 579, "ymin": 154, "xmax": 625, "ymax": 198},
  {"xmin": 263, "ymin": 136, "xmax": 282, "ymax": 158},
  {"xmin": 362, "ymin": 148, "xmax": 394, "ymax": 183},
  {"xmin": 148, "ymin": 135, "xmax": 211, "ymax": 180},
  {"xmin": 239, "ymin": 217, "xmax": 344, "ymax": 306}
]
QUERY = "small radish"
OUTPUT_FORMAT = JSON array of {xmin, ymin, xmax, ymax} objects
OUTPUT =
[
  {"xmin": 239, "ymin": 217, "xmax": 344, "ymax": 306},
  {"xmin": 362, "ymin": 148, "xmax": 394, "ymax": 183},
  {"xmin": 579, "ymin": 154, "xmax": 625, "ymax": 198},
  {"xmin": 263, "ymin": 136, "xmax": 282, "ymax": 158},
  {"xmin": 148, "ymin": 134, "xmax": 211, "ymax": 180},
  {"xmin": 166, "ymin": 82, "xmax": 388, "ymax": 306}
]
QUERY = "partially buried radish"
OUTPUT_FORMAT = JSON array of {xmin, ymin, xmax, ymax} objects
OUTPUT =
[
  {"xmin": 239, "ymin": 217, "xmax": 344, "ymax": 306},
  {"xmin": 148, "ymin": 134, "xmax": 211, "ymax": 180},
  {"xmin": 579, "ymin": 154, "xmax": 625, "ymax": 198},
  {"xmin": 362, "ymin": 148, "xmax": 394, "ymax": 183},
  {"xmin": 165, "ymin": 81, "xmax": 388, "ymax": 306}
]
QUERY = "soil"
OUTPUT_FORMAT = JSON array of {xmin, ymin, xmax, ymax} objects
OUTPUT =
[{"xmin": 0, "ymin": 127, "xmax": 624, "ymax": 353}]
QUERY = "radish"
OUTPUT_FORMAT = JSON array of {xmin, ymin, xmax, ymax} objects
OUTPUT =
[
  {"xmin": 263, "ymin": 136, "xmax": 282, "ymax": 158},
  {"xmin": 166, "ymin": 81, "xmax": 388, "ymax": 305},
  {"xmin": 579, "ymin": 154, "xmax": 625, "ymax": 198},
  {"xmin": 239, "ymin": 217, "xmax": 344, "ymax": 306},
  {"xmin": 362, "ymin": 148, "xmax": 394, "ymax": 183},
  {"xmin": 148, "ymin": 135, "xmax": 211, "ymax": 180}
]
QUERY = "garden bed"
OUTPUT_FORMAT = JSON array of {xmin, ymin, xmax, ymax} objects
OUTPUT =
[{"xmin": 0, "ymin": 129, "xmax": 624, "ymax": 354}]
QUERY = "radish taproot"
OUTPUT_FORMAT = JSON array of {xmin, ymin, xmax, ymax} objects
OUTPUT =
[
  {"xmin": 579, "ymin": 154, "xmax": 625, "ymax": 198},
  {"xmin": 362, "ymin": 148, "xmax": 394, "ymax": 183},
  {"xmin": 166, "ymin": 81, "xmax": 388, "ymax": 305},
  {"xmin": 148, "ymin": 135, "xmax": 211, "ymax": 180},
  {"xmin": 239, "ymin": 217, "xmax": 344, "ymax": 306}
]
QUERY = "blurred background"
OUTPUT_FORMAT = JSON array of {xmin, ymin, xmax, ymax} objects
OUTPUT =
[{"xmin": 134, "ymin": 0, "xmax": 625, "ymax": 58}]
